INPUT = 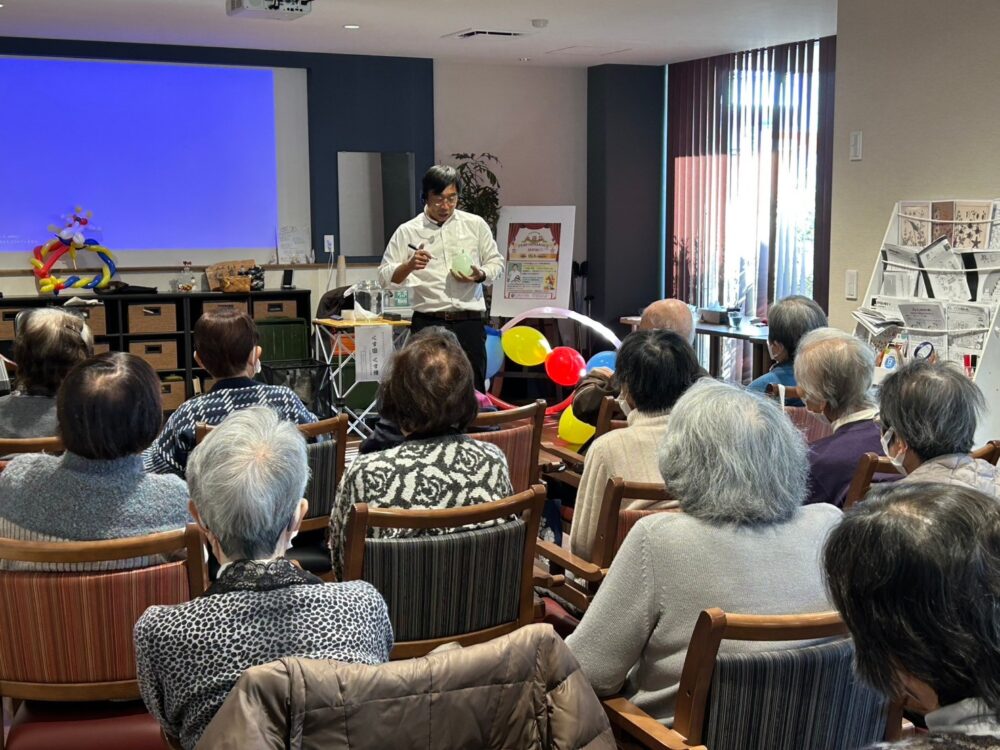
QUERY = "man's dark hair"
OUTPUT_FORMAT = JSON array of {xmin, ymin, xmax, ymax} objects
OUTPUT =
[
  {"xmin": 879, "ymin": 359, "xmax": 984, "ymax": 460},
  {"xmin": 13, "ymin": 308, "xmax": 93, "ymax": 396},
  {"xmin": 194, "ymin": 308, "xmax": 259, "ymax": 378},
  {"xmin": 58, "ymin": 352, "xmax": 163, "ymax": 459},
  {"xmin": 421, "ymin": 165, "xmax": 461, "ymax": 201},
  {"xmin": 767, "ymin": 295, "xmax": 828, "ymax": 359},
  {"xmin": 824, "ymin": 482, "xmax": 1000, "ymax": 712},
  {"xmin": 615, "ymin": 329, "xmax": 705, "ymax": 413},
  {"xmin": 378, "ymin": 326, "xmax": 477, "ymax": 437}
]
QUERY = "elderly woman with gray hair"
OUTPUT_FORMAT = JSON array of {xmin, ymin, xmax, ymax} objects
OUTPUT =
[
  {"xmin": 566, "ymin": 380, "xmax": 840, "ymax": 725},
  {"xmin": 794, "ymin": 327, "xmax": 883, "ymax": 506},
  {"xmin": 879, "ymin": 359, "xmax": 999, "ymax": 497},
  {"xmin": 134, "ymin": 407, "xmax": 392, "ymax": 750}
]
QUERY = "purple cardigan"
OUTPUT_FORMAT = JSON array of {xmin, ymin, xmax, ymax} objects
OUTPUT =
[{"xmin": 806, "ymin": 419, "xmax": 884, "ymax": 507}]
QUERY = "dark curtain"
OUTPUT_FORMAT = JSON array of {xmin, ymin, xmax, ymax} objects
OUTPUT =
[{"xmin": 665, "ymin": 36, "xmax": 836, "ymax": 381}]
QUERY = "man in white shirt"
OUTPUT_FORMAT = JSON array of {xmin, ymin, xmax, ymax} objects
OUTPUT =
[{"xmin": 379, "ymin": 165, "xmax": 504, "ymax": 389}]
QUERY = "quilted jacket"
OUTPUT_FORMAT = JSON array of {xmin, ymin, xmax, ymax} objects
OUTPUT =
[
  {"xmin": 903, "ymin": 454, "xmax": 1000, "ymax": 498},
  {"xmin": 196, "ymin": 624, "xmax": 616, "ymax": 750}
]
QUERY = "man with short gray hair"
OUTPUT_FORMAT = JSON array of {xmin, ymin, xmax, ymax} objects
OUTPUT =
[
  {"xmin": 135, "ymin": 407, "xmax": 392, "ymax": 750},
  {"xmin": 794, "ymin": 327, "xmax": 882, "ymax": 506},
  {"xmin": 572, "ymin": 298, "xmax": 696, "ymax": 426}
]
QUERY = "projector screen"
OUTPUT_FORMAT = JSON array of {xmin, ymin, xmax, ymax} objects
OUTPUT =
[{"xmin": 0, "ymin": 56, "xmax": 310, "ymax": 257}]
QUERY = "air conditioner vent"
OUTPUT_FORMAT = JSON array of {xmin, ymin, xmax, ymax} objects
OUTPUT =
[{"xmin": 443, "ymin": 28, "xmax": 529, "ymax": 40}]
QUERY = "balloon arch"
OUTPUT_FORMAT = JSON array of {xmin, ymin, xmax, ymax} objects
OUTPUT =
[{"xmin": 484, "ymin": 306, "xmax": 622, "ymax": 444}]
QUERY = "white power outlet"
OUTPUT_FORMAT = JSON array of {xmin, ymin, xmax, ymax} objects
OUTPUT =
[
  {"xmin": 845, "ymin": 269, "xmax": 859, "ymax": 300},
  {"xmin": 324, "ymin": 235, "xmax": 335, "ymax": 255}
]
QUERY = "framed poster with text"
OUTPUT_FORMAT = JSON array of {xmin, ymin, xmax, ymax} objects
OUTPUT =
[{"xmin": 489, "ymin": 206, "xmax": 576, "ymax": 318}]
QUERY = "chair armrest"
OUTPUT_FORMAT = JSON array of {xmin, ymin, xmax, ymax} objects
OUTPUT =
[
  {"xmin": 603, "ymin": 697, "xmax": 704, "ymax": 750},
  {"xmin": 540, "ymin": 442, "xmax": 586, "ymax": 468},
  {"xmin": 533, "ymin": 564, "xmax": 566, "ymax": 588},
  {"xmin": 536, "ymin": 539, "xmax": 606, "ymax": 582}
]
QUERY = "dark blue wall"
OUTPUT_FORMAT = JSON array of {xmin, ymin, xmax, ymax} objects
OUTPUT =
[
  {"xmin": 587, "ymin": 64, "xmax": 665, "ymax": 331},
  {"xmin": 0, "ymin": 37, "xmax": 435, "ymax": 263}
]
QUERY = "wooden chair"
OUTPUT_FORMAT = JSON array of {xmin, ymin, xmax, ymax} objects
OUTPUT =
[
  {"xmin": 843, "ymin": 439, "xmax": 1000, "ymax": 509},
  {"xmin": 535, "ymin": 477, "xmax": 675, "ymax": 613},
  {"xmin": 594, "ymin": 394, "xmax": 628, "ymax": 438},
  {"xmin": 467, "ymin": 399, "xmax": 545, "ymax": 493},
  {"xmin": 342, "ymin": 485, "xmax": 545, "ymax": 659},
  {"xmin": 0, "ymin": 525, "xmax": 208, "ymax": 750},
  {"xmin": 541, "ymin": 395, "xmax": 628, "ymax": 492},
  {"xmin": 0, "ymin": 436, "xmax": 63, "ymax": 455},
  {"xmin": 196, "ymin": 416, "xmax": 348, "ymax": 578},
  {"xmin": 604, "ymin": 608, "xmax": 904, "ymax": 750}
]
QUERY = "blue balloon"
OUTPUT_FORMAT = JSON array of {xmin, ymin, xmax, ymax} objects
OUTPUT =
[
  {"xmin": 586, "ymin": 350, "xmax": 617, "ymax": 373},
  {"xmin": 485, "ymin": 328, "xmax": 504, "ymax": 379}
]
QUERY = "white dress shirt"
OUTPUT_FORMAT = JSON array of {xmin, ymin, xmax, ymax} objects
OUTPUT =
[{"xmin": 378, "ymin": 209, "xmax": 504, "ymax": 313}]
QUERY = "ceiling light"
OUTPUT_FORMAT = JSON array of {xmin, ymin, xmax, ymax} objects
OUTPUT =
[{"xmin": 343, "ymin": 24, "xmax": 360, "ymax": 30}]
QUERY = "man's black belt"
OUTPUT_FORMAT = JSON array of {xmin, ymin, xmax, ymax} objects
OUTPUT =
[{"xmin": 412, "ymin": 310, "xmax": 484, "ymax": 322}]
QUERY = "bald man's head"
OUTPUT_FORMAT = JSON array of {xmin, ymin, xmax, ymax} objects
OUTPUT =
[{"xmin": 639, "ymin": 299, "xmax": 695, "ymax": 344}]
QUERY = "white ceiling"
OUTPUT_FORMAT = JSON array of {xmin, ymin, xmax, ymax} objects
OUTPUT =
[{"xmin": 0, "ymin": 0, "xmax": 837, "ymax": 67}]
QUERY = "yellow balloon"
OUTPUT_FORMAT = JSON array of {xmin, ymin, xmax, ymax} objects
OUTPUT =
[
  {"xmin": 558, "ymin": 405, "xmax": 596, "ymax": 445},
  {"xmin": 501, "ymin": 326, "xmax": 551, "ymax": 367}
]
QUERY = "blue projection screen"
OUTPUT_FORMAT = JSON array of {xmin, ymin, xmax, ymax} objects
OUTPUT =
[{"xmin": 0, "ymin": 57, "xmax": 279, "ymax": 252}]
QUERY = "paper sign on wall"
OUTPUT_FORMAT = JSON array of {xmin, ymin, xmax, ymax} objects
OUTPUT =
[
  {"xmin": 354, "ymin": 325, "xmax": 394, "ymax": 382},
  {"xmin": 490, "ymin": 206, "xmax": 576, "ymax": 318}
]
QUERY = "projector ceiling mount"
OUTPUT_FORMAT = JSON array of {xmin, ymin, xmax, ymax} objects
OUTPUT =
[{"xmin": 226, "ymin": 0, "xmax": 313, "ymax": 20}]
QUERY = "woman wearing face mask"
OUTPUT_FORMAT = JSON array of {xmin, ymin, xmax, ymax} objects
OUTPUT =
[
  {"xmin": 143, "ymin": 308, "xmax": 317, "ymax": 477},
  {"xmin": 747, "ymin": 295, "xmax": 828, "ymax": 407},
  {"xmin": 878, "ymin": 359, "xmax": 999, "ymax": 497},
  {"xmin": 568, "ymin": 329, "xmax": 706, "ymax": 560},
  {"xmin": 794, "ymin": 328, "xmax": 883, "ymax": 506}
]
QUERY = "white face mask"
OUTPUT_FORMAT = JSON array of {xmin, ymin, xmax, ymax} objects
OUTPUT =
[
  {"xmin": 254, "ymin": 358, "xmax": 262, "ymax": 376},
  {"xmin": 616, "ymin": 394, "xmax": 633, "ymax": 418},
  {"xmin": 880, "ymin": 428, "xmax": 908, "ymax": 475}
]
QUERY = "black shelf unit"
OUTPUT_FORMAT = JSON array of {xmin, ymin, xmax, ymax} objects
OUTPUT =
[{"xmin": 0, "ymin": 289, "xmax": 312, "ymax": 411}]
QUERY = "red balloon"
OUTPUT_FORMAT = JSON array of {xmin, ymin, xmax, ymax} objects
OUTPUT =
[{"xmin": 545, "ymin": 346, "xmax": 587, "ymax": 387}]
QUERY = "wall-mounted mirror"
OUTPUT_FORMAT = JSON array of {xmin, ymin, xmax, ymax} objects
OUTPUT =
[{"xmin": 337, "ymin": 151, "xmax": 416, "ymax": 258}]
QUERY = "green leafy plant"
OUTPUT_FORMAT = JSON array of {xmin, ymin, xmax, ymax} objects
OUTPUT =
[{"xmin": 450, "ymin": 152, "xmax": 502, "ymax": 234}]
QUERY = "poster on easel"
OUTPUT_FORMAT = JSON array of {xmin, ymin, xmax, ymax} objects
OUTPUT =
[{"xmin": 489, "ymin": 206, "xmax": 575, "ymax": 318}]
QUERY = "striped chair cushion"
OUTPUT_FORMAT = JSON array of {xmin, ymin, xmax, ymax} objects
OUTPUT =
[
  {"xmin": 0, "ymin": 561, "xmax": 189, "ymax": 683},
  {"xmin": 470, "ymin": 423, "xmax": 533, "ymax": 492},
  {"xmin": 704, "ymin": 639, "xmax": 888, "ymax": 750},
  {"xmin": 304, "ymin": 438, "xmax": 340, "ymax": 518},
  {"xmin": 362, "ymin": 519, "xmax": 526, "ymax": 642}
]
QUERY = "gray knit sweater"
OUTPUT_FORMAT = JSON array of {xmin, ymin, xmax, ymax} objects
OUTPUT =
[
  {"xmin": 566, "ymin": 504, "xmax": 842, "ymax": 725},
  {"xmin": 0, "ymin": 452, "xmax": 190, "ymax": 571},
  {"xmin": 0, "ymin": 393, "xmax": 58, "ymax": 439}
]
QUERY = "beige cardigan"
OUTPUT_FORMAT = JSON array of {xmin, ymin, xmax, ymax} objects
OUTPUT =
[{"xmin": 569, "ymin": 409, "xmax": 675, "ymax": 559}]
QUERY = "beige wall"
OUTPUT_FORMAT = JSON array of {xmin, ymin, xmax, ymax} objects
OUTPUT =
[
  {"xmin": 434, "ymin": 61, "xmax": 588, "ymax": 260},
  {"xmin": 829, "ymin": 0, "xmax": 1000, "ymax": 329}
]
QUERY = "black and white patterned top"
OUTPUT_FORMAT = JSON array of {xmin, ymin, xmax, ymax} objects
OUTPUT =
[
  {"xmin": 142, "ymin": 377, "xmax": 317, "ymax": 477},
  {"xmin": 134, "ymin": 559, "xmax": 392, "ymax": 750},
  {"xmin": 329, "ymin": 433, "xmax": 513, "ymax": 580}
]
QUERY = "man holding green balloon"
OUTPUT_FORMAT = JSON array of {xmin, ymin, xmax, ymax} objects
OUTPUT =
[{"xmin": 379, "ymin": 165, "xmax": 504, "ymax": 389}]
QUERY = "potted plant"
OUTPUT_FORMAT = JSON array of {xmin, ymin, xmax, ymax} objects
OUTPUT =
[{"xmin": 450, "ymin": 152, "xmax": 502, "ymax": 235}]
